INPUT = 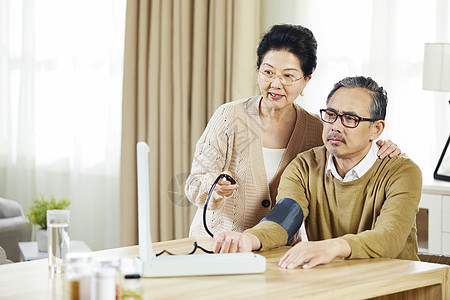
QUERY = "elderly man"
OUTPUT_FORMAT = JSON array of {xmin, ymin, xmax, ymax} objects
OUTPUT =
[{"xmin": 213, "ymin": 76, "xmax": 422, "ymax": 269}]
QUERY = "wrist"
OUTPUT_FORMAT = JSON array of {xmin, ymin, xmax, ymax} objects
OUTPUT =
[
  {"xmin": 244, "ymin": 233, "xmax": 261, "ymax": 251},
  {"xmin": 334, "ymin": 238, "xmax": 351, "ymax": 258}
]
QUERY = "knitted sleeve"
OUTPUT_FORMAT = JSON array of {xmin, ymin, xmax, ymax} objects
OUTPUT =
[
  {"xmin": 341, "ymin": 159, "xmax": 422, "ymax": 259},
  {"xmin": 185, "ymin": 103, "xmax": 235, "ymax": 210}
]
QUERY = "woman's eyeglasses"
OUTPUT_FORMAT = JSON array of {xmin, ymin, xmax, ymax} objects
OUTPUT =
[{"xmin": 258, "ymin": 68, "xmax": 305, "ymax": 86}]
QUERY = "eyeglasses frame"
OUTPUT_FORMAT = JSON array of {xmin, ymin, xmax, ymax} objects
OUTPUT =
[
  {"xmin": 258, "ymin": 68, "xmax": 306, "ymax": 86},
  {"xmin": 319, "ymin": 108, "xmax": 378, "ymax": 128}
]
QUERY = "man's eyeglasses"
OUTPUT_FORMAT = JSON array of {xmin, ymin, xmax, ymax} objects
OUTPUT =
[
  {"xmin": 319, "ymin": 109, "xmax": 377, "ymax": 128},
  {"xmin": 258, "ymin": 68, "xmax": 305, "ymax": 86}
]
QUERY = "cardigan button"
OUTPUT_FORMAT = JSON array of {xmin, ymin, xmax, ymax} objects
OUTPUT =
[{"xmin": 261, "ymin": 200, "xmax": 270, "ymax": 208}]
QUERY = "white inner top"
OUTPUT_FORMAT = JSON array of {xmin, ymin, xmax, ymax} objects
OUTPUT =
[
  {"xmin": 326, "ymin": 141, "xmax": 379, "ymax": 182},
  {"xmin": 262, "ymin": 147, "xmax": 286, "ymax": 183}
]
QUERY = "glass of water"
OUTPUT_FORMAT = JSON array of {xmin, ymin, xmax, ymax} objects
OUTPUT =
[{"xmin": 47, "ymin": 209, "xmax": 70, "ymax": 273}]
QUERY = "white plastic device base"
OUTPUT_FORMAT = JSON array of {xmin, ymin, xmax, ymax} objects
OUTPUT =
[
  {"xmin": 136, "ymin": 142, "xmax": 266, "ymax": 277},
  {"xmin": 136, "ymin": 253, "xmax": 266, "ymax": 277}
]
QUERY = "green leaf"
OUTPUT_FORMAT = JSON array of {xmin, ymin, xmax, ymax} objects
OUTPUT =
[{"xmin": 25, "ymin": 194, "xmax": 70, "ymax": 229}]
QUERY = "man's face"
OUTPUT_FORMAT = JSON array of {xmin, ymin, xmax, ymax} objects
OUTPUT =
[{"xmin": 322, "ymin": 87, "xmax": 383, "ymax": 160}]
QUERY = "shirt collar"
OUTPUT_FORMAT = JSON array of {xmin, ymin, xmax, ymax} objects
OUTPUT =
[{"xmin": 326, "ymin": 142, "xmax": 379, "ymax": 182}]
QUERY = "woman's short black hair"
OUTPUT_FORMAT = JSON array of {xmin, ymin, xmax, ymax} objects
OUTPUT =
[{"xmin": 256, "ymin": 24, "xmax": 317, "ymax": 76}]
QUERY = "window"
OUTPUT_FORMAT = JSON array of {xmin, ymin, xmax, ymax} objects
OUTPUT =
[{"xmin": 0, "ymin": 0, "xmax": 126, "ymax": 250}]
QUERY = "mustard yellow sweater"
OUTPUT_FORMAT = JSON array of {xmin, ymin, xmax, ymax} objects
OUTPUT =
[
  {"xmin": 245, "ymin": 146, "xmax": 422, "ymax": 260},
  {"xmin": 186, "ymin": 96, "xmax": 323, "ymax": 237}
]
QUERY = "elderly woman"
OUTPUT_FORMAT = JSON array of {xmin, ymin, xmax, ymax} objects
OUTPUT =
[{"xmin": 185, "ymin": 24, "xmax": 400, "ymax": 239}]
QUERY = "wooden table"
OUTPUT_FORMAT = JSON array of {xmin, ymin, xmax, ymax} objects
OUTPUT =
[{"xmin": 0, "ymin": 237, "xmax": 448, "ymax": 299}]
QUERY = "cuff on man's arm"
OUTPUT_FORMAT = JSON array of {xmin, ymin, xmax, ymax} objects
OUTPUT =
[{"xmin": 261, "ymin": 197, "xmax": 304, "ymax": 242}]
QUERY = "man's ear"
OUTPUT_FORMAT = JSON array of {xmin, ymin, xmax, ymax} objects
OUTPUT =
[{"xmin": 370, "ymin": 120, "xmax": 385, "ymax": 141}]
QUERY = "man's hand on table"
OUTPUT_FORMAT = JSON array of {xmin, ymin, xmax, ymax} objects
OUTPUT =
[
  {"xmin": 278, "ymin": 238, "xmax": 351, "ymax": 269},
  {"xmin": 213, "ymin": 232, "xmax": 352, "ymax": 270}
]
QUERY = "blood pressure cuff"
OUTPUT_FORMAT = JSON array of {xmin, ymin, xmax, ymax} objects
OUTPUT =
[{"xmin": 261, "ymin": 197, "xmax": 304, "ymax": 242}]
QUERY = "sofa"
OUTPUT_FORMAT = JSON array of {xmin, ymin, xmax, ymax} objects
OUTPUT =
[
  {"xmin": 0, "ymin": 198, "xmax": 32, "ymax": 262},
  {"xmin": 0, "ymin": 246, "xmax": 12, "ymax": 264}
]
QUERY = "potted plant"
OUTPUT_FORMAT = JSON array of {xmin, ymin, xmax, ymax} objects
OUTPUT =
[{"xmin": 26, "ymin": 195, "xmax": 70, "ymax": 252}]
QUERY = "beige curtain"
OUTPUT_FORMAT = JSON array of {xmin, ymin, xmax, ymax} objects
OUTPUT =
[{"xmin": 120, "ymin": 0, "xmax": 260, "ymax": 246}]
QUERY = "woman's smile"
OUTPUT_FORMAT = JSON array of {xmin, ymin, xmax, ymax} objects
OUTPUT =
[{"xmin": 269, "ymin": 92, "xmax": 285, "ymax": 100}]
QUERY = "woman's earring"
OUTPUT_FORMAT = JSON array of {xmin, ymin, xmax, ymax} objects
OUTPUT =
[{"xmin": 300, "ymin": 91, "xmax": 304, "ymax": 97}]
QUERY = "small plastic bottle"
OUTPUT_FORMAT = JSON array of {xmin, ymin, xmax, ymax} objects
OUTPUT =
[
  {"xmin": 65, "ymin": 252, "xmax": 92, "ymax": 300},
  {"xmin": 94, "ymin": 257, "xmax": 121, "ymax": 298},
  {"xmin": 120, "ymin": 274, "xmax": 143, "ymax": 300},
  {"xmin": 90, "ymin": 267, "xmax": 116, "ymax": 300}
]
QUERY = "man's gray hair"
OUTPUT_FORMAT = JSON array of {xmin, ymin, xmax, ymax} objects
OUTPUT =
[{"xmin": 326, "ymin": 76, "xmax": 388, "ymax": 121}]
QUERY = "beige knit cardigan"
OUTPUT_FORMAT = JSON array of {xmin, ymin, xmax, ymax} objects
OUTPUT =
[{"xmin": 185, "ymin": 95, "xmax": 323, "ymax": 237}]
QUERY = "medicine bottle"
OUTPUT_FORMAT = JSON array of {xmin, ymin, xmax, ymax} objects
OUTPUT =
[
  {"xmin": 94, "ymin": 256, "xmax": 121, "ymax": 298},
  {"xmin": 121, "ymin": 274, "xmax": 143, "ymax": 300},
  {"xmin": 65, "ymin": 252, "xmax": 92, "ymax": 300},
  {"xmin": 90, "ymin": 267, "xmax": 116, "ymax": 300}
]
